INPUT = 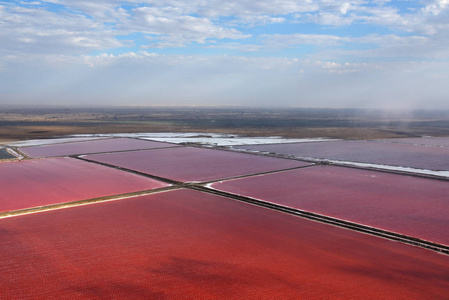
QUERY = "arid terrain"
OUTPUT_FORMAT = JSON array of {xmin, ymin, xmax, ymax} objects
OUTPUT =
[{"xmin": 1, "ymin": 106, "xmax": 449, "ymax": 143}]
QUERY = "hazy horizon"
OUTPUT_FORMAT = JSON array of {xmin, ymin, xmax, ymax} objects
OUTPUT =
[{"xmin": 1, "ymin": 1, "xmax": 449, "ymax": 109}]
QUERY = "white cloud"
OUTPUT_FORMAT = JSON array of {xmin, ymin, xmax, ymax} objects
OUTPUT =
[
  {"xmin": 311, "ymin": 60, "xmax": 381, "ymax": 74},
  {"xmin": 2, "ymin": 0, "xmax": 448, "ymax": 56},
  {"xmin": 1, "ymin": 0, "xmax": 449, "ymax": 108},
  {"xmin": 131, "ymin": 0, "xmax": 320, "ymax": 17},
  {"xmin": 257, "ymin": 31, "xmax": 449, "ymax": 61},
  {"xmin": 229, "ymin": 15, "xmax": 286, "ymax": 27},
  {"xmin": 303, "ymin": 11, "xmax": 356, "ymax": 26},
  {"xmin": 0, "ymin": 4, "xmax": 124, "ymax": 55},
  {"xmin": 422, "ymin": 0, "xmax": 449, "ymax": 15},
  {"xmin": 1, "ymin": 52, "xmax": 448, "ymax": 109},
  {"xmin": 262, "ymin": 33, "xmax": 349, "ymax": 47},
  {"xmin": 125, "ymin": 7, "xmax": 250, "ymax": 47}
]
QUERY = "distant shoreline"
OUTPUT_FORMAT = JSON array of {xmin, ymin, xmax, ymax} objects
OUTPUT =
[{"xmin": 1, "ymin": 106, "xmax": 449, "ymax": 142}]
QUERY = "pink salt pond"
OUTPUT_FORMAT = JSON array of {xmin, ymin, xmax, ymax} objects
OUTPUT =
[
  {"xmin": 19, "ymin": 137, "xmax": 178, "ymax": 158},
  {"xmin": 1, "ymin": 189, "xmax": 448, "ymax": 299},
  {"xmin": 0, "ymin": 157, "xmax": 168, "ymax": 213},
  {"xmin": 211, "ymin": 165, "xmax": 449, "ymax": 246},
  {"xmin": 238, "ymin": 140, "xmax": 449, "ymax": 171},
  {"xmin": 84, "ymin": 146, "xmax": 311, "ymax": 182},
  {"xmin": 375, "ymin": 136, "xmax": 449, "ymax": 147}
]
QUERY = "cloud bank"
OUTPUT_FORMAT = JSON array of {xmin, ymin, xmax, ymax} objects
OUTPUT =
[{"xmin": 1, "ymin": 0, "xmax": 449, "ymax": 108}]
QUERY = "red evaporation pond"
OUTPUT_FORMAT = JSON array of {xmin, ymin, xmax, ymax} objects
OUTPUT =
[
  {"xmin": 238, "ymin": 140, "xmax": 449, "ymax": 171},
  {"xmin": 211, "ymin": 165, "xmax": 449, "ymax": 246},
  {"xmin": 19, "ymin": 137, "xmax": 178, "ymax": 158},
  {"xmin": 0, "ymin": 157, "xmax": 168, "ymax": 213},
  {"xmin": 84, "ymin": 147, "xmax": 311, "ymax": 182},
  {"xmin": 376, "ymin": 137, "xmax": 449, "ymax": 147},
  {"xmin": 1, "ymin": 189, "xmax": 449, "ymax": 299}
]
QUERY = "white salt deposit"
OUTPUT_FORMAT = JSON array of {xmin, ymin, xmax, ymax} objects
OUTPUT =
[
  {"xmin": 7, "ymin": 137, "xmax": 106, "ymax": 147},
  {"xmin": 6, "ymin": 148, "xmax": 23, "ymax": 159},
  {"xmin": 326, "ymin": 160, "xmax": 449, "ymax": 178},
  {"xmin": 69, "ymin": 133, "xmax": 337, "ymax": 146}
]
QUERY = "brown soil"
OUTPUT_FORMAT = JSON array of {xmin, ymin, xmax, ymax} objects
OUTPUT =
[{"xmin": 1, "ymin": 106, "xmax": 448, "ymax": 142}]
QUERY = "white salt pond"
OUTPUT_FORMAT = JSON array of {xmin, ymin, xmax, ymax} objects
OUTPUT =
[{"xmin": 70, "ymin": 133, "xmax": 337, "ymax": 146}]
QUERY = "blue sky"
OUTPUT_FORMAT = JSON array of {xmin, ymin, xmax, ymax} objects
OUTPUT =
[{"xmin": 1, "ymin": 0, "xmax": 449, "ymax": 108}]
